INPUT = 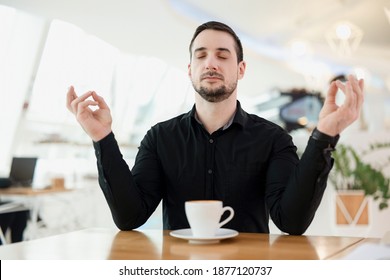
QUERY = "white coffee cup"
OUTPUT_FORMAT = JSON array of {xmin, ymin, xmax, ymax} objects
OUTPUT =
[{"xmin": 185, "ymin": 200, "xmax": 234, "ymax": 237}]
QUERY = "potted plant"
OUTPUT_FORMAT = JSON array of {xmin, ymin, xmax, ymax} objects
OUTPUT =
[{"xmin": 329, "ymin": 143, "xmax": 390, "ymax": 224}]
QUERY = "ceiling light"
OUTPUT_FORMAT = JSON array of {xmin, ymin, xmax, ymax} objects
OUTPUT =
[
  {"xmin": 325, "ymin": 21, "xmax": 363, "ymax": 56},
  {"xmin": 335, "ymin": 23, "xmax": 352, "ymax": 40}
]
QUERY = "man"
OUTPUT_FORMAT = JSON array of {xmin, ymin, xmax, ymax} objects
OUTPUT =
[{"xmin": 66, "ymin": 21, "xmax": 364, "ymax": 235}]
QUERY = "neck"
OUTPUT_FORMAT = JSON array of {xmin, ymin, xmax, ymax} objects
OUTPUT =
[{"xmin": 195, "ymin": 93, "xmax": 237, "ymax": 134}]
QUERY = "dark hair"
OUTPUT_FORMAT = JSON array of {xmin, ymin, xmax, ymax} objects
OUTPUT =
[{"xmin": 189, "ymin": 21, "xmax": 244, "ymax": 63}]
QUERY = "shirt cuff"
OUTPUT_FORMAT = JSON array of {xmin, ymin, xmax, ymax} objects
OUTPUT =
[{"xmin": 311, "ymin": 127, "xmax": 339, "ymax": 149}]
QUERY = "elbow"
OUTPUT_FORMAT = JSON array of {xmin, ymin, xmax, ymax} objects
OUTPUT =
[
  {"xmin": 113, "ymin": 218, "xmax": 140, "ymax": 231},
  {"xmin": 115, "ymin": 223, "xmax": 136, "ymax": 231},
  {"xmin": 112, "ymin": 213, "xmax": 145, "ymax": 231},
  {"xmin": 274, "ymin": 215, "xmax": 312, "ymax": 236},
  {"xmin": 283, "ymin": 227, "xmax": 306, "ymax": 236},
  {"xmin": 117, "ymin": 226, "xmax": 135, "ymax": 231}
]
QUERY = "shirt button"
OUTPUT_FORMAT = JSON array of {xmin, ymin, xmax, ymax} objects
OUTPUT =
[
  {"xmin": 209, "ymin": 139, "xmax": 214, "ymax": 144},
  {"xmin": 208, "ymin": 169, "xmax": 213, "ymax": 174}
]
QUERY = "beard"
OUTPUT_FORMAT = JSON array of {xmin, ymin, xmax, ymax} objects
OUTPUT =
[{"xmin": 192, "ymin": 73, "xmax": 238, "ymax": 103}]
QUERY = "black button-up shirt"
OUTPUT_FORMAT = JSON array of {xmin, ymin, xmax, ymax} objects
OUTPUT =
[{"xmin": 94, "ymin": 101, "xmax": 333, "ymax": 235}]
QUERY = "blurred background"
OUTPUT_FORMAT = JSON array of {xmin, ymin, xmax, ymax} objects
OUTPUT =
[{"xmin": 1, "ymin": 0, "xmax": 390, "ymax": 240}]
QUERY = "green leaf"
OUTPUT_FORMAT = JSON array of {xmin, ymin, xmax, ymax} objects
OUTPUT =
[{"xmin": 331, "ymin": 142, "xmax": 390, "ymax": 211}]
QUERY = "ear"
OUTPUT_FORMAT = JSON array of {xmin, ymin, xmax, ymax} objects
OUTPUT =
[
  {"xmin": 188, "ymin": 63, "xmax": 192, "ymax": 78},
  {"xmin": 238, "ymin": 61, "xmax": 246, "ymax": 80}
]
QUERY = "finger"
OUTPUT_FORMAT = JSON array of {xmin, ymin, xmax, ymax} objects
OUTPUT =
[
  {"xmin": 66, "ymin": 86, "xmax": 77, "ymax": 112},
  {"xmin": 76, "ymin": 100, "xmax": 99, "ymax": 116},
  {"xmin": 348, "ymin": 74, "xmax": 362, "ymax": 93},
  {"xmin": 324, "ymin": 81, "xmax": 338, "ymax": 104},
  {"xmin": 358, "ymin": 78, "xmax": 365, "ymax": 105},
  {"xmin": 335, "ymin": 79, "xmax": 345, "ymax": 92},
  {"xmin": 348, "ymin": 75, "xmax": 365, "ymax": 111},
  {"xmin": 343, "ymin": 80, "xmax": 357, "ymax": 109},
  {"xmin": 356, "ymin": 78, "xmax": 365, "ymax": 108},
  {"xmin": 70, "ymin": 91, "xmax": 93, "ymax": 114},
  {"xmin": 91, "ymin": 91, "xmax": 110, "ymax": 110},
  {"xmin": 358, "ymin": 78, "xmax": 365, "ymax": 92},
  {"xmin": 349, "ymin": 75, "xmax": 363, "ymax": 96},
  {"xmin": 76, "ymin": 91, "xmax": 95, "ymax": 102},
  {"xmin": 335, "ymin": 77, "xmax": 357, "ymax": 110}
]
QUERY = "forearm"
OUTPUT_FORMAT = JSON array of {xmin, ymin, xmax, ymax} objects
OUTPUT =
[
  {"xmin": 268, "ymin": 135, "xmax": 334, "ymax": 235},
  {"xmin": 284, "ymin": 137, "xmax": 333, "ymax": 234},
  {"xmin": 93, "ymin": 132, "xmax": 150, "ymax": 230}
]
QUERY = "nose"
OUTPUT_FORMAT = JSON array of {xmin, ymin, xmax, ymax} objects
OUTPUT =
[{"xmin": 205, "ymin": 56, "xmax": 218, "ymax": 71}]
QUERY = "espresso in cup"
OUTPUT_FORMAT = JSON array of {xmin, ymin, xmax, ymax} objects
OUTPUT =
[{"xmin": 185, "ymin": 200, "xmax": 234, "ymax": 237}]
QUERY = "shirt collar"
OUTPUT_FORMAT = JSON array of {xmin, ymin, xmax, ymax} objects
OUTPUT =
[{"xmin": 182, "ymin": 100, "xmax": 247, "ymax": 129}]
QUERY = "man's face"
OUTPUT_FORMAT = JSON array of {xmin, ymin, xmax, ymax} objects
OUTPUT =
[{"xmin": 188, "ymin": 29, "xmax": 246, "ymax": 103}]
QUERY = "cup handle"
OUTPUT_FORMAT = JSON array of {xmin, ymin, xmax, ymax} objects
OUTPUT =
[{"xmin": 219, "ymin": 206, "xmax": 234, "ymax": 228}]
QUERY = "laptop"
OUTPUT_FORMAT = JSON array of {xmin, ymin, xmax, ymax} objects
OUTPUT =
[{"xmin": 8, "ymin": 157, "xmax": 38, "ymax": 187}]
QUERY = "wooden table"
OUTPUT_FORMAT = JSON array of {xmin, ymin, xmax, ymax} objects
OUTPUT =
[
  {"xmin": 0, "ymin": 186, "xmax": 71, "ymax": 196},
  {"xmin": 0, "ymin": 228, "xmax": 378, "ymax": 260}
]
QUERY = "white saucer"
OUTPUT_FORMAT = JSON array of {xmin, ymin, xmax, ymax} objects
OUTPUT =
[{"xmin": 170, "ymin": 228, "xmax": 238, "ymax": 244}]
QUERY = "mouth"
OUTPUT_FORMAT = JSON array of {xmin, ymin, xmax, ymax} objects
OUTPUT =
[
  {"xmin": 201, "ymin": 72, "xmax": 224, "ymax": 81},
  {"xmin": 202, "ymin": 76, "xmax": 222, "ymax": 81}
]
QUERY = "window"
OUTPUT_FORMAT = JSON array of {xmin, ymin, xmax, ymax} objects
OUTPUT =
[
  {"xmin": 26, "ymin": 19, "xmax": 192, "ymax": 148},
  {"xmin": 0, "ymin": 5, "xmax": 45, "ymax": 174}
]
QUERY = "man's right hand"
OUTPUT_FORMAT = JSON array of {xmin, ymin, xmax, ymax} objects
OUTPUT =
[{"xmin": 66, "ymin": 86, "xmax": 112, "ymax": 142}]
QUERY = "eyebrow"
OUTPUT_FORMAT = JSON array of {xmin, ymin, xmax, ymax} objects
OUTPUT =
[{"xmin": 194, "ymin": 47, "xmax": 232, "ymax": 54}]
